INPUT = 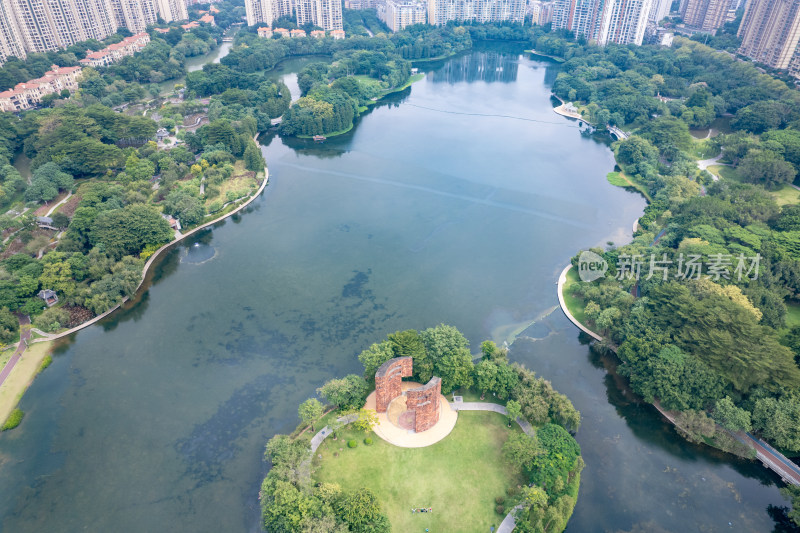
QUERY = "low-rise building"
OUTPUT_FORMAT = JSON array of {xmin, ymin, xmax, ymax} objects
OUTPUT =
[
  {"xmin": 310, "ymin": 30, "xmax": 326, "ymax": 38},
  {"xmin": 330, "ymin": 29, "xmax": 345, "ymax": 39},
  {"xmin": 257, "ymin": 26, "xmax": 273, "ymax": 38},
  {"xmin": 0, "ymin": 64, "xmax": 82, "ymax": 112},
  {"xmin": 78, "ymin": 33, "xmax": 150, "ymax": 68},
  {"xmin": 274, "ymin": 28, "xmax": 290, "ymax": 38},
  {"xmin": 290, "ymin": 28, "xmax": 306, "ymax": 37}
]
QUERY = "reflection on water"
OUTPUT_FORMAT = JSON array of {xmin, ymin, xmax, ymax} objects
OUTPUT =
[
  {"xmin": 427, "ymin": 51, "xmax": 520, "ymax": 84},
  {"xmin": 0, "ymin": 48, "xmax": 790, "ymax": 533}
]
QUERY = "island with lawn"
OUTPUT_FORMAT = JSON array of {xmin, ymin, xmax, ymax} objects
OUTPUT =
[{"xmin": 259, "ymin": 325, "xmax": 583, "ymax": 532}]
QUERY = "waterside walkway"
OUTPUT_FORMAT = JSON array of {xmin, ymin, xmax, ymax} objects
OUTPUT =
[{"xmin": 556, "ymin": 263, "xmax": 800, "ymax": 486}]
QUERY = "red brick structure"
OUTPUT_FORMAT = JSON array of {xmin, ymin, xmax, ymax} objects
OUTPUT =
[
  {"xmin": 374, "ymin": 357, "xmax": 442, "ymax": 433},
  {"xmin": 375, "ymin": 357, "xmax": 413, "ymax": 413},
  {"xmin": 406, "ymin": 377, "xmax": 442, "ymax": 432}
]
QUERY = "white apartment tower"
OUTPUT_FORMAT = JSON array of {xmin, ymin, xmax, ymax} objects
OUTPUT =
[
  {"xmin": 600, "ymin": 0, "xmax": 652, "ymax": 45},
  {"xmin": 5, "ymin": 0, "xmax": 119, "ymax": 53},
  {"xmin": 156, "ymin": 0, "xmax": 187, "ymax": 22},
  {"xmin": 0, "ymin": 0, "xmax": 25, "ymax": 60},
  {"xmin": 553, "ymin": 0, "xmax": 652, "ymax": 45},
  {"xmin": 648, "ymin": 0, "xmax": 670, "ymax": 22},
  {"xmin": 245, "ymin": 0, "xmax": 277, "ymax": 26},
  {"xmin": 377, "ymin": 0, "xmax": 425, "ymax": 31},
  {"xmin": 426, "ymin": 0, "xmax": 525, "ymax": 25},
  {"xmin": 244, "ymin": 0, "xmax": 341, "ymax": 30},
  {"xmin": 110, "ymin": 0, "xmax": 157, "ymax": 33}
]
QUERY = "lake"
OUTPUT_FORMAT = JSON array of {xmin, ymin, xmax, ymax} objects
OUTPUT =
[{"xmin": 0, "ymin": 46, "xmax": 789, "ymax": 533}]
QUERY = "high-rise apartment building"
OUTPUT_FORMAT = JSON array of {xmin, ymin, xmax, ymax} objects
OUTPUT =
[
  {"xmin": 681, "ymin": 0, "xmax": 728, "ymax": 32},
  {"xmin": 377, "ymin": 0, "xmax": 425, "ymax": 31},
  {"xmin": 426, "ymin": 0, "xmax": 525, "ymax": 25},
  {"xmin": 530, "ymin": 0, "xmax": 554, "ymax": 24},
  {"xmin": 5, "ymin": 0, "xmax": 120, "ymax": 53},
  {"xmin": 0, "ymin": 0, "xmax": 25, "ymax": 60},
  {"xmin": 738, "ymin": 0, "xmax": 800, "ymax": 70},
  {"xmin": 601, "ymin": 0, "xmax": 652, "ymax": 44},
  {"xmin": 553, "ymin": 0, "xmax": 652, "ymax": 45},
  {"xmin": 244, "ymin": 0, "xmax": 341, "ymax": 30},
  {"xmin": 110, "ymin": 0, "xmax": 157, "ymax": 33},
  {"xmin": 156, "ymin": 0, "xmax": 187, "ymax": 22},
  {"xmin": 648, "ymin": 0, "xmax": 670, "ymax": 22}
]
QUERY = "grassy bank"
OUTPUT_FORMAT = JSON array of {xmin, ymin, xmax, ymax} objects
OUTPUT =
[
  {"xmin": 0, "ymin": 341, "xmax": 53, "ymax": 426},
  {"xmin": 314, "ymin": 411, "xmax": 523, "ymax": 532},
  {"xmin": 606, "ymin": 171, "xmax": 653, "ymax": 202},
  {"xmin": 561, "ymin": 267, "xmax": 589, "ymax": 326}
]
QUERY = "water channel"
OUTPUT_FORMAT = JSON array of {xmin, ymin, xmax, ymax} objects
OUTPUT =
[{"xmin": 0, "ymin": 45, "xmax": 792, "ymax": 532}]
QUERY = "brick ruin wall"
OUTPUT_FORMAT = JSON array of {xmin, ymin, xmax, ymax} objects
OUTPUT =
[
  {"xmin": 374, "ymin": 356, "xmax": 413, "ymax": 413},
  {"xmin": 406, "ymin": 377, "xmax": 442, "ymax": 432}
]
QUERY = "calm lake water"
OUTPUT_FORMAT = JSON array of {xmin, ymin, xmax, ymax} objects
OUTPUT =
[{"xmin": 0, "ymin": 47, "xmax": 790, "ymax": 532}]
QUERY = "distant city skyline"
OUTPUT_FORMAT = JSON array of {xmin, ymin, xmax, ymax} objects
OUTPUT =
[{"xmin": 0, "ymin": 0, "xmax": 190, "ymax": 62}]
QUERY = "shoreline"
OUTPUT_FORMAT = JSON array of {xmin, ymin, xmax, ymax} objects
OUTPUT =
[
  {"xmin": 556, "ymin": 262, "xmax": 800, "ymax": 485},
  {"xmin": 295, "ymin": 73, "xmax": 426, "ymax": 140},
  {"xmin": 0, "ymin": 154, "xmax": 270, "ymax": 425}
]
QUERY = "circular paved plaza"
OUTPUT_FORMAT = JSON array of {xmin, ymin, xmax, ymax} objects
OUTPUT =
[{"xmin": 364, "ymin": 381, "xmax": 458, "ymax": 448}]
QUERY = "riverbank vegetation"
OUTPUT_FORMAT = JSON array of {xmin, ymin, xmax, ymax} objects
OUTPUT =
[
  {"xmin": 0, "ymin": 62, "xmax": 267, "ymax": 339},
  {"xmin": 545, "ymin": 31, "xmax": 800, "ymax": 469},
  {"xmin": 260, "ymin": 326, "xmax": 583, "ymax": 532}
]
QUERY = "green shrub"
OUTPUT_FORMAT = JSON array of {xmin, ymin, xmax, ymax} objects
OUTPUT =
[
  {"xmin": 38, "ymin": 355, "xmax": 53, "ymax": 374},
  {"xmin": 495, "ymin": 496, "xmax": 505, "ymax": 505},
  {"xmin": 208, "ymin": 200, "xmax": 223, "ymax": 213},
  {"xmin": 364, "ymin": 437, "xmax": 373, "ymax": 445},
  {"xmin": 506, "ymin": 486, "xmax": 517, "ymax": 497},
  {"xmin": 33, "ymin": 307, "xmax": 70, "ymax": 332},
  {"xmin": 495, "ymin": 505, "xmax": 505, "ymax": 515},
  {"xmin": 347, "ymin": 439, "xmax": 357, "ymax": 448},
  {"xmin": 2, "ymin": 409, "xmax": 24, "ymax": 431}
]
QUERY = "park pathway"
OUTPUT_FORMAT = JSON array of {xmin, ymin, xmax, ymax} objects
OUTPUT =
[
  {"xmin": 557, "ymin": 265, "xmax": 800, "ymax": 487},
  {"xmin": 0, "ymin": 315, "xmax": 31, "ymax": 387},
  {"xmin": 450, "ymin": 400, "xmax": 534, "ymax": 436},
  {"xmin": 309, "ymin": 413, "xmax": 358, "ymax": 453}
]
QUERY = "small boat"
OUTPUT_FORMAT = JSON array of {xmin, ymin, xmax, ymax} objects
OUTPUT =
[{"xmin": 313, "ymin": 135, "xmax": 326, "ymax": 142}]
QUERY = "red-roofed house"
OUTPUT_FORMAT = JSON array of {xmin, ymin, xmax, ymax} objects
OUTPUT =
[
  {"xmin": 0, "ymin": 65, "xmax": 82, "ymax": 112},
  {"xmin": 290, "ymin": 29, "xmax": 306, "ymax": 38},
  {"xmin": 310, "ymin": 30, "xmax": 325, "ymax": 38},
  {"xmin": 199, "ymin": 14, "xmax": 215, "ymax": 24},
  {"xmin": 257, "ymin": 27, "xmax": 273, "ymax": 38},
  {"xmin": 79, "ymin": 33, "xmax": 150, "ymax": 68},
  {"xmin": 274, "ymin": 28, "xmax": 290, "ymax": 38},
  {"xmin": 331, "ymin": 29, "xmax": 345, "ymax": 40}
]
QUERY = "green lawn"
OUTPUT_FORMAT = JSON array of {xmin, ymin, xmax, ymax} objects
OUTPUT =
[
  {"xmin": 708, "ymin": 165, "xmax": 800, "ymax": 205},
  {"xmin": 606, "ymin": 171, "xmax": 653, "ymax": 202},
  {"xmin": 690, "ymin": 139, "xmax": 721, "ymax": 160},
  {"xmin": 707, "ymin": 165, "xmax": 743, "ymax": 182},
  {"xmin": 314, "ymin": 411, "xmax": 523, "ymax": 532},
  {"xmin": 562, "ymin": 267, "xmax": 588, "ymax": 326},
  {"xmin": 786, "ymin": 302, "xmax": 800, "ymax": 330},
  {"xmin": 772, "ymin": 184, "xmax": 800, "ymax": 206}
]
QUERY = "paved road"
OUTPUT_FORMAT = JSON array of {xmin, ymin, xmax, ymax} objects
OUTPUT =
[
  {"xmin": 451, "ymin": 401, "xmax": 534, "ymax": 436},
  {"xmin": 0, "ymin": 314, "xmax": 31, "ymax": 387},
  {"xmin": 741, "ymin": 432, "xmax": 800, "ymax": 486}
]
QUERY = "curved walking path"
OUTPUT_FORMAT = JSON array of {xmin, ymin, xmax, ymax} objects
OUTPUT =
[
  {"xmin": 310, "ymin": 412, "xmax": 358, "ymax": 453},
  {"xmin": 45, "ymin": 192, "xmax": 72, "ymax": 216},
  {"xmin": 557, "ymin": 264, "xmax": 800, "ymax": 486},
  {"xmin": 0, "ymin": 315, "xmax": 31, "ymax": 387},
  {"xmin": 556, "ymin": 264, "xmax": 602, "ymax": 341},
  {"xmin": 31, "ymin": 160, "xmax": 269, "ymax": 345}
]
